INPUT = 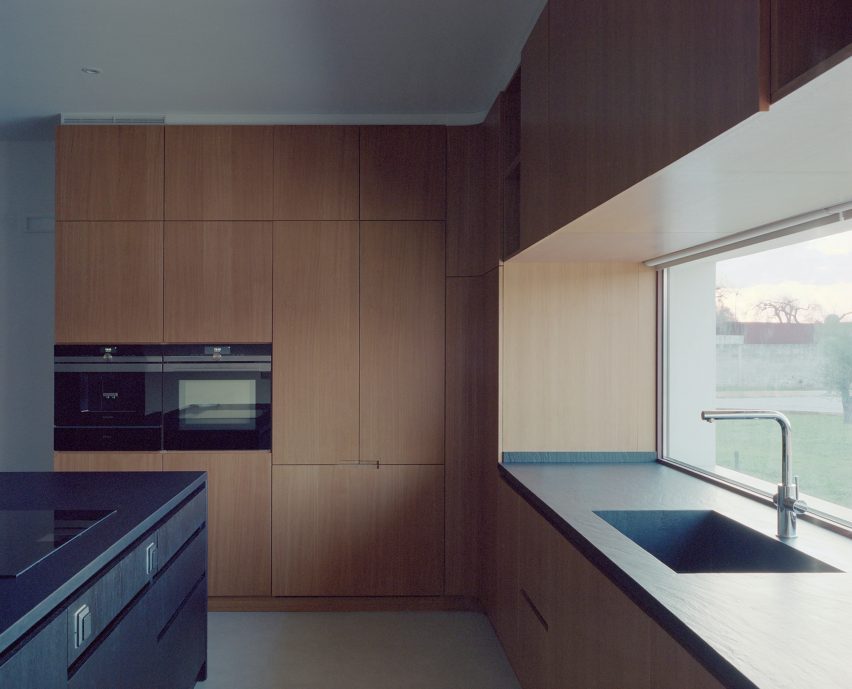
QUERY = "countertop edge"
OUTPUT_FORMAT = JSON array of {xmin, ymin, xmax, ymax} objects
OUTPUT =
[
  {"xmin": 498, "ymin": 463, "xmax": 759, "ymax": 689},
  {"xmin": 0, "ymin": 473, "xmax": 207, "ymax": 656}
]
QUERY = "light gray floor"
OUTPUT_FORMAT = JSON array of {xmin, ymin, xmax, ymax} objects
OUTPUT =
[{"xmin": 197, "ymin": 611, "xmax": 521, "ymax": 689}]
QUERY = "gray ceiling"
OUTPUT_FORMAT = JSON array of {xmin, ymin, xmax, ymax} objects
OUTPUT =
[{"xmin": 0, "ymin": 0, "xmax": 546, "ymax": 139}]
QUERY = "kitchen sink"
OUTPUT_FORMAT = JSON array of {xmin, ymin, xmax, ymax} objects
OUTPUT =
[{"xmin": 594, "ymin": 509, "xmax": 842, "ymax": 573}]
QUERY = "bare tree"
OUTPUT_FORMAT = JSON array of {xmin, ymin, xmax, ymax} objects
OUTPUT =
[{"xmin": 754, "ymin": 297, "xmax": 814, "ymax": 324}]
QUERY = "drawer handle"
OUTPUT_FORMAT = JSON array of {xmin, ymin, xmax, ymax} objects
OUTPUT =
[
  {"xmin": 73, "ymin": 604, "xmax": 92, "ymax": 649},
  {"xmin": 146, "ymin": 542, "xmax": 159, "ymax": 576},
  {"xmin": 520, "ymin": 588, "xmax": 549, "ymax": 631}
]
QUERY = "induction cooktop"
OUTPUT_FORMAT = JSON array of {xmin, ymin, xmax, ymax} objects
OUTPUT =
[{"xmin": 0, "ymin": 509, "xmax": 115, "ymax": 577}]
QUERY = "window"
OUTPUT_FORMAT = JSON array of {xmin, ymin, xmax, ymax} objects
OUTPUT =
[{"xmin": 663, "ymin": 222, "xmax": 852, "ymax": 524}]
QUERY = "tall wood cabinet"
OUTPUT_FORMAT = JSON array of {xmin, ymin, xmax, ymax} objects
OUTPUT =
[{"xmin": 272, "ymin": 464, "xmax": 444, "ymax": 596}]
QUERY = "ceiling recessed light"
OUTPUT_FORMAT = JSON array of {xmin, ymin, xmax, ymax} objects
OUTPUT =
[{"xmin": 81, "ymin": 67, "xmax": 102, "ymax": 75}]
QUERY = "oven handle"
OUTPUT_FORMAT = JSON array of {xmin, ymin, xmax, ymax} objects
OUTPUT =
[
  {"xmin": 163, "ymin": 363, "xmax": 271, "ymax": 372},
  {"xmin": 55, "ymin": 363, "xmax": 163, "ymax": 373}
]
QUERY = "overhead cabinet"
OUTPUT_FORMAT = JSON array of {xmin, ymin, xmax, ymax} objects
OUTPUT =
[
  {"xmin": 163, "ymin": 221, "xmax": 273, "ymax": 343},
  {"xmin": 272, "ymin": 464, "xmax": 444, "ymax": 596},
  {"xmin": 55, "ymin": 222, "xmax": 164, "ymax": 344}
]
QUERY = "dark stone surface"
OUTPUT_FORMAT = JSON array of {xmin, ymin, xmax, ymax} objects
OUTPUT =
[
  {"xmin": 0, "ymin": 471, "xmax": 206, "ymax": 655},
  {"xmin": 501, "ymin": 462, "xmax": 852, "ymax": 689}
]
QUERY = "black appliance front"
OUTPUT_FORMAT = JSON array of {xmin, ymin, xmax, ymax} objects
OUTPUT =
[
  {"xmin": 54, "ymin": 345, "xmax": 163, "ymax": 451},
  {"xmin": 162, "ymin": 345, "xmax": 271, "ymax": 451}
]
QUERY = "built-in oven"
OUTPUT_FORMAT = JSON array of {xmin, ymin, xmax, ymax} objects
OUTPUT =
[
  {"xmin": 162, "ymin": 345, "xmax": 271, "ymax": 451},
  {"xmin": 54, "ymin": 345, "xmax": 163, "ymax": 451}
]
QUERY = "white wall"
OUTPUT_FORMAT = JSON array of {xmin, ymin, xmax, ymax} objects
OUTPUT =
[{"xmin": 0, "ymin": 141, "xmax": 55, "ymax": 471}]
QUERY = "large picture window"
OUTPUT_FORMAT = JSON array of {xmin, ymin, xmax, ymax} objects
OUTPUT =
[{"xmin": 664, "ymin": 224, "xmax": 852, "ymax": 523}]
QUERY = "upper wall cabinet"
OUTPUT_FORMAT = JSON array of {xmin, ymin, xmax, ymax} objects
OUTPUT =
[
  {"xmin": 771, "ymin": 0, "xmax": 852, "ymax": 100},
  {"xmin": 165, "ymin": 126, "xmax": 274, "ymax": 220},
  {"xmin": 536, "ymin": 0, "xmax": 765, "ymax": 250},
  {"xmin": 56, "ymin": 126, "xmax": 163, "ymax": 221},
  {"xmin": 164, "ymin": 221, "xmax": 272, "ymax": 342},
  {"xmin": 273, "ymin": 126, "xmax": 359, "ymax": 220},
  {"xmin": 360, "ymin": 126, "xmax": 447, "ymax": 220},
  {"xmin": 55, "ymin": 222, "xmax": 163, "ymax": 343}
]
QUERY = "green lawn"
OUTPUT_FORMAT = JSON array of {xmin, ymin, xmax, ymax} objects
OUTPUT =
[{"xmin": 716, "ymin": 412, "xmax": 852, "ymax": 509}]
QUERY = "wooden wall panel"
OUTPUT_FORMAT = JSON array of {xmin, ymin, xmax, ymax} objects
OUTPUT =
[
  {"xmin": 445, "ymin": 270, "xmax": 500, "ymax": 597},
  {"xmin": 502, "ymin": 262, "xmax": 656, "ymax": 452},
  {"xmin": 273, "ymin": 222, "xmax": 359, "ymax": 464},
  {"xmin": 55, "ymin": 222, "xmax": 163, "ymax": 343},
  {"xmin": 446, "ymin": 126, "xmax": 487, "ymax": 277},
  {"xmin": 54, "ymin": 452, "xmax": 163, "ymax": 472},
  {"xmin": 520, "ymin": 3, "xmax": 551, "ymax": 251},
  {"xmin": 273, "ymin": 126, "xmax": 359, "ymax": 220},
  {"xmin": 360, "ymin": 222, "xmax": 445, "ymax": 465},
  {"xmin": 165, "ymin": 126, "xmax": 273, "ymax": 220},
  {"xmin": 482, "ymin": 96, "xmax": 503, "ymax": 274},
  {"xmin": 546, "ymin": 0, "xmax": 763, "ymax": 247},
  {"xmin": 164, "ymin": 452, "xmax": 271, "ymax": 597},
  {"xmin": 360, "ymin": 126, "xmax": 446, "ymax": 220},
  {"xmin": 164, "ymin": 221, "xmax": 272, "ymax": 342},
  {"xmin": 272, "ymin": 464, "xmax": 444, "ymax": 596},
  {"xmin": 56, "ymin": 126, "xmax": 163, "ymax": 221}
]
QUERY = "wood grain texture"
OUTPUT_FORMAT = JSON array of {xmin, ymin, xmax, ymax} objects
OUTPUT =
[
  {"xmin": 55, "ymin": 222, "xmax": 163, "ymax": 343},
  {"xmin": 487, "ymin": 472, "xmax": 521, "ymax": 668},
  {"xmin": 56, "ymin": 125, "xmax": 163, "ymax": 221},
  {"xmin": 545, "ymin": 0, "xmax": 763, "ymax": 249},
  {"xmin": 360, "ymin": 126, "xmax": 447, "ymax": 220},
  {"xmin": 520, "ymin": 3, "xmax": 551, "ymax": 251},
  {"xmin": 446, "ymin": 126, "xmax": 487, "ymax": 277},
  {"xmin": 165, "ymin": 126, "xmax": 273, "ymax": 220},
  {"xmin": 273, "ymin": 126, "xmax": 359, "ymax": 220},
  {"xmin": 272, "ymin": 222, "xmax": 359, "ymax": 464},
  {"xmin": 272, "ymin": 464, "xmax": 444, "ymax": 596},
  {"xmin": 445, "ymin": 271, "xmax": 500, "ymax": 597},
  {"xmin": 502, "ymin": 262, "xmax": 656, "ymax": 452},
  {"xmin": 208, "ymin": 596, "xmax": 481, "ymax": 613},
  {"xmin": 164, "ymin": 221, "xmax": 272, "ymax": 342},
  {"xmin": 163, "ymin": 452, "xmax": 272, "ymax": 597},
  {"xmin": 53, "ymin": 452, "xmax": 163, "ymax": 472},
  {"xmin": 770, "ymin": 0, "xmax": 852, "ymax": 100},
  {"xmin": 482, "ymin": 96, "xmax": 503, "ymax": 274},
  {"xmin": 360, "ymin": 222, "xmax": 445, "ymax": 465}
]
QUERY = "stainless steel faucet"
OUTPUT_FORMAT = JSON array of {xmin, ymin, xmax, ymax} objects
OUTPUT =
[{"xmin": 700, "ymin": 410, "xmax": 808, "ymax": 539}]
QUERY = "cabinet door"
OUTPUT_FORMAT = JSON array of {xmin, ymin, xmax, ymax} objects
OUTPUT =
[
  {"xmin": 55, "ymin": 222, "xmax": 164, "ymax": 343},
  {"xmin": 272, "ymin": 464, "xmax": 444, "ymax": 596},
  {"xmin": 56, "ymin": 125, "xmax": 163, "ymax": 221},
  {"xmin": 360, "ymin": 126, "xmax": 447, "ymax": 220},
  {"xmin": 360, "ymin": 222, "xmax": 445, "ymax": 465},
  {"xmin": 0, "ymin": 613, "xmax": 66, "ymax": 689},
  {"xmin": 165, "ymin": 126, "xmax": 273, "ymax": 220},
  {"xmin": 54, "ymin": 452, "xmax": 163, "ymax": 471},
  {"xmin": 163, "ymin": 221, "xmax": 272, "ymax": 342},
  {"xmin": 273, "ymin": 222, "xmax": 359, "ymax": 464},
  {"xmin": 164, "ymin": 452, "xmax": 271, "ymax": 597},
  {"xmin": 273, "ymin": 126, "xmax": 359, "ymax": 220}
]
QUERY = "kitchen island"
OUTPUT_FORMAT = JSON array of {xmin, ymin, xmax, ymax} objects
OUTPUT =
[{"xmin": 0, "ymin": 471, "xmax": 207, "ymax": 688}]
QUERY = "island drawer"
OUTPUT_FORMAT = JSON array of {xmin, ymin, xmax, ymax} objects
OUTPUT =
[
  {"xmin": 155, "ymin": 526, "xmax": 207, "ymax": 633},
  {"xmin": 66, "ymin": 532, "xmax": 158, "ymax": 665},
  {"xmin": 157, "ymin": 486, "xmax": 207, "ymax": 567}
]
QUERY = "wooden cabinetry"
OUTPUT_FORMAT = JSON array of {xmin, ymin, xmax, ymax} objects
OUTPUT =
[
  {"xmin": 54, "ymin": 452, "xmax": 163, "ymax": 472},
  {"xmin": 770, "ymin": 0, "xmax": 852, "ymax": 100},
  {"xmin": 271, "ymin": 464, "xmax": 444, "ymax": 596},
  {"xmin": 56, "ymin": 126, "xmax": 163, "ymax": 222},
  {"xmin": 520, "ymin": 3, "xmax": 550, "ymax": 250},
  {"xmin": 273, "ymin": 222, "xmax": 359, "ymax": 464},
  {"xmin": 446, "ymin": 126, "xmax": 487, "ymax": 277},
  {"xmin": 55, "ymin": 222, "xmax": 163, "ymax": 344},
  {"xmin": 163, "ymin": 221, "xmax": 272, "ymax": 342},
  {"xmin": 360, "ymin": 221, "xmax": 445, "ymax": 465},
  {"xmin": 273, "ymin": 126, "xmax": 359, "ymax": 220},
  {"xmin": 164, "ymin": 126, "xmax": 273, "ymax": 220},
  {"xmin": 360, "ymin": 126, "xmax": 446, "ymax": 220},
  {"xmin": 164, "ymin": 452, "xmax": 271, "ymax": 597}
]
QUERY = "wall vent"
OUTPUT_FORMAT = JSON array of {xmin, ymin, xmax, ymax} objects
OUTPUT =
[{"xmin": 60, "ymin": 114, "xmax": 167, "ymax": 125}]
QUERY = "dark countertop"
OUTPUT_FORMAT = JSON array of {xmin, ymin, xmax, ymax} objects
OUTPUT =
[
  {"xmin": 0, "ymin": 471, "xmax": 206, "ymax": 655},
  {"xmin": 500, "ymin": 462, "xmax": 852, "ymax": 689}
]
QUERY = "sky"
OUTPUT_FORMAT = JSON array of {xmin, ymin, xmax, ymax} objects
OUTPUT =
[{"xmin": 716, "ymin": 225, "xmax": 852, "ymax": 323}]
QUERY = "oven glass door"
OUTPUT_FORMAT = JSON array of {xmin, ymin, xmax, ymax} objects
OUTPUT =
[{"xmin": 163, "ymin": 364, "xmax": 271, "ymax": 450}]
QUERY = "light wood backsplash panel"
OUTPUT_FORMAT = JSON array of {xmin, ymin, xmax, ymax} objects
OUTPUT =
[{"xmin": 502, "ymin": 262, "xmax": 655, "ymax": 452}]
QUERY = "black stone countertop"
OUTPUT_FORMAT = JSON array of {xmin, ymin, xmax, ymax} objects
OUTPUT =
[
  {"xmin": 0, "ymin": 471, "xmax": 206, "ymax": 655},
  {"xmin": 500, "ymin": 462, "xmax": 852, "ymax": 689}
]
